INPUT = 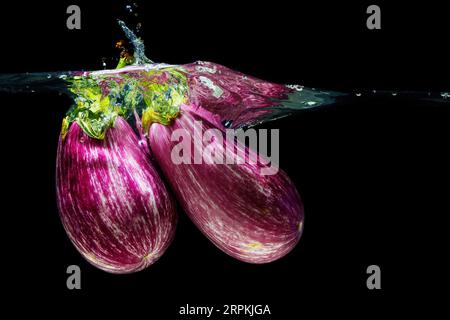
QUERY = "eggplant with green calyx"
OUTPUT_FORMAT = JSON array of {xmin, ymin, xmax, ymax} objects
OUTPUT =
[{"xmin": 56, "ymin": 77, "xmax": 176, "ymax": 273}]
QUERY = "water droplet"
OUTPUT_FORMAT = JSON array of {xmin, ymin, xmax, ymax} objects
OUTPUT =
[
  {"xmin": 47, "ymin": 74, "xmax": 52, "ymax": 79},
  {"xmin": 79, "ymin": 136, "xmax": 86, "ymax": 143},
  {"xmin": 355, "ymin": 93, "xmax": 362, "ymax": 97},
  {"xmin": 391, "ymin": 92, "xmax": 397, "ymax": 96},
  {"xmin": 196, "ymin": 66, "xmax": 217, "ymax": 74},
  {"xmin": 117, "ymin": 20, "xmax": 153, "ymax": 64},
  {"xmin": 101, "ymin": 57, "xmax": 107, "ymax": 69},
  {"xmin": 222, "ymin": 120, "xmax": 233, "ymax": 128},
  {"xmin": 286, "ymin": 84, "xmax": 304, "ymax": 91}
]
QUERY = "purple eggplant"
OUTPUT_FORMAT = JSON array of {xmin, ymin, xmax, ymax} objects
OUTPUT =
[
  {"xmin": 148, "ymin": 106, "xmax": 304, "ymax": 263},
  {"xmin": 56, "ymin": 117, "xmax": 176, "ymax": 273}
]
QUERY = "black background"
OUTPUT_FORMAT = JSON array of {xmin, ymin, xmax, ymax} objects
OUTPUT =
[{"xmin": 0, "ymin": 1, "xmax": 448, "ymax": 317}]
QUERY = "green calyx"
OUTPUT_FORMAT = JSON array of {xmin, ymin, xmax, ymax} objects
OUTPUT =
[
  {"xmin": 62, "ymin": 66, "xmax": 189, "ymax": 140},
  {"xmin": 140, "ymin": 68, "xmax": 188, "ymax": 132},
  {"xmin": 63, "ymin": 76, "xmax": 121, "ymax": 140}
]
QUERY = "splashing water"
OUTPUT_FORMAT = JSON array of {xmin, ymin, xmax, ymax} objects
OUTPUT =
[
  {"xmin": 117, "ymin": 20, "xmax": 153, "ymax": 65},
  {"xmin": 0, "ymin": 20, "xmax": 448, "ymax": 140}
]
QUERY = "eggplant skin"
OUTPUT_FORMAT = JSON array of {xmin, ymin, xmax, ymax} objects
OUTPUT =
[
  {"xmin": 56, "ymin": 117, "xmax": 177, "ymax": 273},
  {"xmin": 148, "ymin": 107, "xmax": 304, "ymax": 264}
]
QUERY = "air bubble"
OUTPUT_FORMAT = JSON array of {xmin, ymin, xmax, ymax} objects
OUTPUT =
[{"xmin": 222, "ymin": 120, "xmax": 233, "ymax": 128}]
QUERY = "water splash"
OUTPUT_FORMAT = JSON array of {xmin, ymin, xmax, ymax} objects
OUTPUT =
[
  {"xmin": 0, "ymin": 20, "xmax": 448, "ymax": 138},
  {"xmin": 117, "ymin": 20, "xmax": 153, "ymax": 65},
  {"xmin": 0, "ymin": 71, "xmax": 72, "ymax": 94}
]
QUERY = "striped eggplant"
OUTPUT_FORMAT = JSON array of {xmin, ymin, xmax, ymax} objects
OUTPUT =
[
  {"xmin": 56, "ymin": 117, "xmax": 177, "ymax": 273},
  {"xmin": 52, "ymin": 58, "xmax": 311, "ymax": 265},
  {"xmin": 148, "ymin": 106, "xmax": 304, "ymax": 263},
  {"xmin": 3, "ymin": 20, "xmax": 448, "ymax": 269}
]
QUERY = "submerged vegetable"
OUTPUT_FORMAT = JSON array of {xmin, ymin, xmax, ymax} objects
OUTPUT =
[
  {"xmin": 148, "ymin": 106, "xmax": 304, "ymax": 263},
  {"xmin": 56, "ymin": 117, "xmax": 177, "ymax": 273},
  {"xmin": 52, "ymin": 60, "xmax": 307, "ymax": 265},
  {"xmin": 56, "ymin": 59, "xmax": 306, "ymax": 264},
  {"xmin": 1, "ymin": 19, "xmax": 447, "ymax": 270}
]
